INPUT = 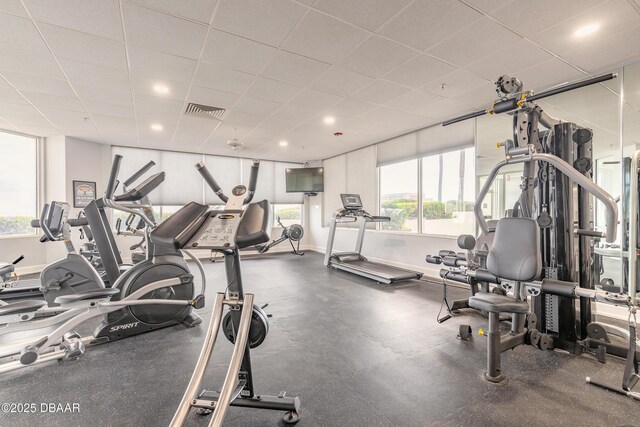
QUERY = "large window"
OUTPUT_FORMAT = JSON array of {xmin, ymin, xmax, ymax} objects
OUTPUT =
[
  {"xmin": 379, "ymin": 159, "xmax": 418, "ymax": 232},
  {"xmin": 0, "ymin": 131, "xmax": 37, "ymax": 237},
  {"xmin": 273, "ymin": 204, "xmax": 302, "ymax": 227},
  {"xmin": 378, "ymin": 147, "xmax": 475, "ymax": 236}
]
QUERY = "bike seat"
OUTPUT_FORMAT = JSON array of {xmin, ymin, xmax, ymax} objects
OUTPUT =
[
  {"xmin": 54, "ymin": 288, "xmax": 120, "ymax": 304},
  {"xmin": 468, "ymin": 293, "xmax": 529, "ymax": 314},
  {"xmin": 0, "ymin": 300, "xmax": 47, "ymax": 316}
]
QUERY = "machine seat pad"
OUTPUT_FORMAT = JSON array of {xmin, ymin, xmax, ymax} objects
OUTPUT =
[
  {"xmin": 54, "ymin": 288, "xmax": 120, "ymax": 304},
  {"xmin": 468, "ymin": 293, "xmax": 529, "ymax": 314},
  {"xmin": 0, "ymin": 300, "xmax": 47, "ymax": 316},
  {"xmin": 236, "ymin": 200, "xmax": 272, "ymax": 249},
  {"xmin": 0, "ymin": 263, "xmax": 15, "ymax": 276}
]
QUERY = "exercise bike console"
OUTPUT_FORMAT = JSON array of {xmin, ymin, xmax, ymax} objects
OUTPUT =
[{"xmin": 186, "ymin": 210, "xmax": 244, "ymax": 250}]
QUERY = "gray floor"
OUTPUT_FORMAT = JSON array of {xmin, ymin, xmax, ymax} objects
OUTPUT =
[{"xmin": 1, "ymin": 251, "xmax": 637, "ymax": 427}]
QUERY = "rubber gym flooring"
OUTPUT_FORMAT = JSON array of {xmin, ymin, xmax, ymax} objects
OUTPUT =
[{"xmin": 1, "ymin": 251, "xmax": 636, "ymax": 426}]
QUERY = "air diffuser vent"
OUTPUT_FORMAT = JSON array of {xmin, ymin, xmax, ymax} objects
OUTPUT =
[{"xmin": 184, "ymin": 103, "xmax": 227, "ymax": 120}]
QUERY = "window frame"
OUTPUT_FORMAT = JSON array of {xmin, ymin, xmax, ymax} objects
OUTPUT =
[
  {"xmin": 376, "ymin": 146, "xmax": 476, "ymax": 239},
  {"xmin": 0, "ymin": 129, "xmax": 41, "ymax": 239}
]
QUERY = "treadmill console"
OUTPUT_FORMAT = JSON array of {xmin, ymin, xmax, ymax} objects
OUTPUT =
[
  {"xmin": 340, "ymin": 194, "xmax": 363, "ymax": 211},
  {"xmin": 185, "ymin": 210, "xmax": 244, "ymax": 250}
]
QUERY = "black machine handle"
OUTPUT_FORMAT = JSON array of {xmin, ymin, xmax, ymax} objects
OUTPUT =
[
  {"xmin": 123, "ymin": 160, "xmax": 155, "ymax": 188},
  {"xmin": 67, "ymin": 218, "xmax": 89, "ymax": 227},
  {"xmin": 196, "ymin": 161, "xmax": 228, "ymax": 203},
  {"xmin": 105, "ymin": 154, "xmax": 123, "ymax": 200},
  {"xmin": 12, "ymin": 255, "xmax": 24, "ymax": 265},
  {"xmin": 244, "ymin": 160, "xmax": 260, "ymax": 204},
  {"xmin": 443, "ymin": 73, "xmax": 617, "ymax": 126}
]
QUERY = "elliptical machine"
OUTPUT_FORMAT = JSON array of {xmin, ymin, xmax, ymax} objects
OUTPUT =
[
  {"xmin": 0, "ymin": 155, "xmax": 206, "ymax": 373},
  {"xmin": 255, "ymin": 216, "xmax": 304, "ymax": 255},
  {"xmin": 167, "ymin": 160, "xmax": 301, "ymax": 426}
]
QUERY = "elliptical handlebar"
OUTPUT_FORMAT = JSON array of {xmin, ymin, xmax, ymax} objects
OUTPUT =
[
  {"xmin": 105, "ymin": 154, "xmax": 122, "ymax": 201},
  {"xmin": 196, "ymin": 160, "xmax": 261, "ymax": 206},
  {"xmin": 38, "ymin": 204, "xmax": 57, "ymax": 242},
  {"xmin": 196, "ymin": 162, "xmax": 228, "ymax": 203},
  {"xmin": 123, "ymin": 160, "xmax": 155, "ymax": 188},
  {"xmin": 244, "ymin": 160, "xmax": 260, "ymax": 204}
]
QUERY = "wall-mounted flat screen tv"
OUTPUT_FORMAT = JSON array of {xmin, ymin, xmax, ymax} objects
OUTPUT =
[{"xmin": 285, "ymin": 167, "xmax": 324, "ymax": 194}]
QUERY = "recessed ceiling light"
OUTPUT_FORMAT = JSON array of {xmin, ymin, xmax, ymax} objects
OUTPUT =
[
  {"xmin": 279, "ymin": 140, "xmax": 288, "ymax": 147},
  {"xmin": 150, "ymin": 123, "xmax": 163, "ymax": 131},
  {"xmin": 575, "ymin": 23, "xmax": 599, "ymax": 37},
  {"xmin": 323, "ymin": 116, "xmax": 335, "ymax": 125},
  {"xmin": 153, "ymin": 83, "xmax": 170, "ymax": 95}
]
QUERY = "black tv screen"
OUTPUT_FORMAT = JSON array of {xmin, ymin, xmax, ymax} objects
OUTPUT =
[{"xmin": 286, "ymin": 167, "xmax": 324, "ymax": 193}]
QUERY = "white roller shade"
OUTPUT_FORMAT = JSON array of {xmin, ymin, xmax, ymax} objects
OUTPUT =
[
  {"xmin": 416, "ymin": 120, "xmax": 474, "ymax": 157},
  {"xmin": 242, "ymin": 158, "xmax": 274, "ymax": 203},
  {"xmin": 322, "ymin": 154, "xmax": 347, "ymax": 226},
  {"xmin": 346, "ymin": 146, "xmax": 377, "ymax": 212},
  {"xmin": 275, "ymin": 162, "xmax": 304, "ymax": 204},
  {"xmin": 203, "ymin": 155, "xmax": 241, "ymax": 205},
  {"xmin": 158, "ymin": 151, "xmax": 204, "ymax": 205},
  {"xmin": 376, "ymin": 132, "xmax": 417, "ymax": 166}
]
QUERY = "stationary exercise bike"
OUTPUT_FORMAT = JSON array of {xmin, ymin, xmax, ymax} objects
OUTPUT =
[
  {"xmin": 166, "ymin": 160, "xmax": 301, "ymax": 426},
  {"xmin": 255, "ymin": 216, "xmax": 304, "ymax": 255}
]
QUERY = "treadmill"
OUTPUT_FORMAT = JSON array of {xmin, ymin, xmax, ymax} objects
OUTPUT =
[{"xmin": 324, "ymin": 193, "xmax": 423, "ymax": 284}]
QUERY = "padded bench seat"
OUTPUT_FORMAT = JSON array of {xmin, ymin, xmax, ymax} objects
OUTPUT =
[
  {"xmin": 0, "ymin": 300, "xmax": 47, "ymax": 316},
  {"xmin": 54, "ymin": 288, "xmax": 120, "ymax": 304},
  {"xmin": 468, "ymin": 293, "xmax": 529, "ymax": 314}
]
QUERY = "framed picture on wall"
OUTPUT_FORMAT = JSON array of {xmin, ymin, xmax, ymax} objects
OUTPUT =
[{"xmin": 73, "ymin": 180, "xmax": 97, "ymax": 208}]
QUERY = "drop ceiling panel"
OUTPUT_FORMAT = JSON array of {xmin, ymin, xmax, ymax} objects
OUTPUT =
[
  {"xmin": 37, "ymin": 22, "xmax": 128, "ymax": 70},
  {"xmin": 419, "ymin": 98, "xmax": 471, "ymax": 121},
  {"xmin": 133, "ymin": 94, "xmax": 184, "ymax": 124},
  {"xmin": 282, "ymin": 11, "xmax": 368, "ymax": 64},
  {"xmin": 21, "ymin": 91, "xmax": 85, "ymax": 112},
  {"xmin": 201, "ymin": 30, "xmax": 276, "ymax": 74},
  {"xmin": 59, "ymin": 58, "xmax": 130, "ymax": 92},
  {"xmin": 384, "ymin": 90, "xmax": 443, "ymax": 112},
  {"xmin": 462, "ymin": 0, "xmax": 513, "ymax": 13},
  {"xmin": 352, "ymin": 79, "xmax": 411, "ymax": 104},
  {"xmin": 378, "ymin": 0, "xmax": 483, "ymax": 50},
  {"xmin": 313, "ymin": 0, "xmax": 413, "ymax": 31},
  {"xmin": 328, "ymin": 98, "xmax": 377, "ymax": 117},
  {"xmin": 38, "ymin": 107, "xmax": 92, "ymax": 129},
  {"xmin": 130, "ymin": 73, "xmax": 189, "ymax": 101},
  {"xmin": 0, "ymin": 13, "xmax": 49, "ymax": 53},
  {"xmin": 245, "ymin": 77, "xmax": 303, "ymax": 103},
  {"xmin": 73, "ymin": 83, "xmax": 133, "ymax": 107},
  {"xmin": 426, "ymin": 18, "xmax": 522, "ymax": 67},
  {"xmin": 213, "ymin": 0, "xmax": 306, "ymax": 47},
  {"xmin": 514, "ymin": 58, "xmax": 586, "ymax": 92},
  {"xmin": 561, "ymin": 26, "xmax": 640, "ymax": 72},
  {"xmin": 83, "ymin": 100, "xmax": 134, "ymax": 119},
  {"xmin": 451, "ymin": 82, "xmax": 495, "ymax": 109},
  {"xmin": 463, "ymin": 39, "xmax": 554, "ymax": 80},
  {"xmin": 1, "ymin": 70, "xmax": 76, "ymax": 97},
  {"xmin": 122, "ymin": 2, "xmax": 208, "ymax": 59},
  {"xmin": 530, "ymin": 0, "xmax": 639, "ymax": 56},
  {"xmin": 127, "ymin": 45, "xmax": 197, "ymax": 83},
  {"xmin": 0, "ymin": 81, "xmax": 29, "ymax": 104},
  {"xmin": 0, "ymin": 46, "xmax": 64, "ymax": 80},
  {"xmin": 489, "ymin": 0, "xmax": 608, "ymax": 37},
  {"xmin": 289, "ymin": 88, "xmax": 343, "ymax": 111},
  {"xmin": 261, "ymin": 50, "xmax": 331, "ymax": 86},
  {"xmin": 0, "ymin": 102, "xmax": 45, "ymax": 119},
  {"xmin": 384, "ymin": 54, "xmax": 456, "ymax": 88},
  {"xmin": 340, "ymin": 36, "xmax": 417, "ymax": 77},
  {"xmin": 193, "ymin": 63, "xmax": 255, "ymax": 94},
  {"xmin": 309, "ymin": 66, "xmax": 375, "ymax": 97},
  {"xmin": 188, "ymin": 86, "xmax": 239, "ymax": 109},
  {"xmin": 24, "ymin": 0, "xmax": 123, "ymax": 40},
  {"xmin": 0, "ymin": 1, "xmax": 28, "ymax": 17},
  {"xmin": 422, "ymin": 68, "xmax": 491, "ymax": 98},
  {"xmin": 222, "ymin": 110, "xmax": 268, "ymax": 126},
  {"xmin": 128, "ymin": 0, "xmax": 218, "ymax": 24},
  {"xmin": 233, "ymin": 96, "xmax": 282, "ymax": 116}
]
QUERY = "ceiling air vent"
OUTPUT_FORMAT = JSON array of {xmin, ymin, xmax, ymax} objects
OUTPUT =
[{"xmin": 184, "ymin": 103, "xmax": 227, "ymax": 120}]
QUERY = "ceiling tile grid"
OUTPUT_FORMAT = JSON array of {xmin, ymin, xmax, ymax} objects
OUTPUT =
[{"xmin": 0, "ymin": 0, "xmax": 637, "ymax": 162}]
